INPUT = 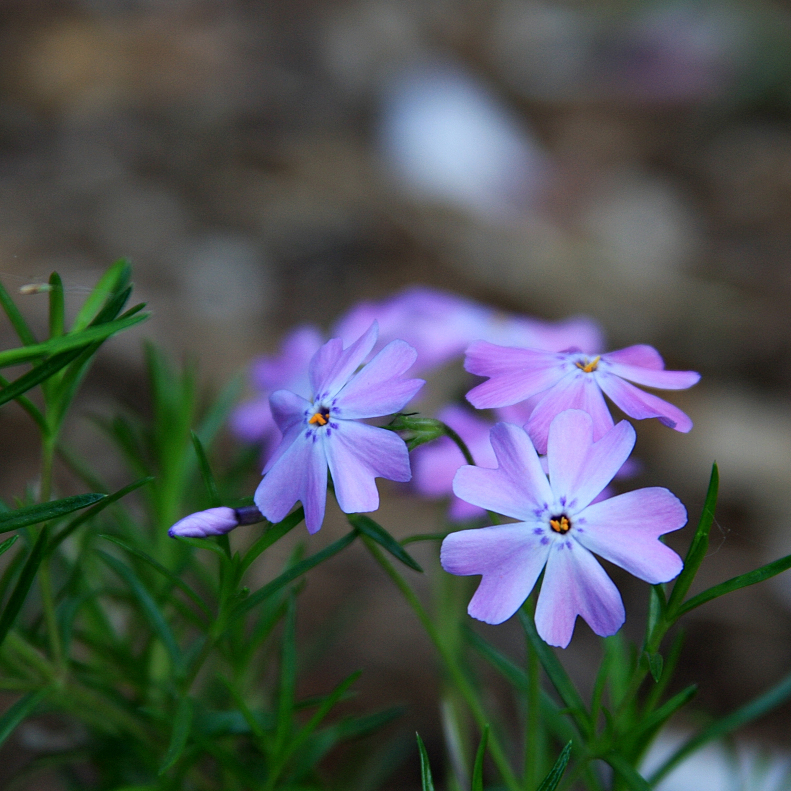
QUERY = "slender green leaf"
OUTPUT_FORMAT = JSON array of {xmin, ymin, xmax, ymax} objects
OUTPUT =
[
  {"xmin": 230, "ymin": 531, "xmax": 357, "ymax": 622},
  {"xmin": 466, "ymin": 626, "xmax": 528, "ymax": 691},
  {"xmin": 97, "ymin": 550, "xmax": 182, "ymax": 668},
  {"xmin": 667, "ymin": 463, "xmax": 718, "ymax": 617},
  {"xmin": 518, "ymin": 608, "xmax": 592, "ymax": 736},
  {"xmin": 0, "ymin": 534, "xmax": 18, "ymax": 558},
  {"xmin": 279, "ymin": 671, "xmax": 362, "ymax": 770},
  {"xmin": 191, "ymin": 432, "xmax": 220, "ymax": 508},
  {"xmin": 472, "ymin": 724, "xmax": 488, "ymax": 791},
  {"xmin": 649, "ymin": 668, "xmax": 791, "ymax": 785},
  {"xmin": 0, "ymin": 347, "xmax": 86, "ymax": 408},
  {"xmin": 0, "ymin": 278, "xmax": 37, "ymax": 345},
  {"xmin": 605, "ymin": 752, "xmax": 651, "ymax": 791},
  {"xmin": 240, "ymin": 508, "xmax": 303, "ymax": 573},
  {"xmin": 416, "ymin": 732, "xmax": 435, "ymax": 791},
  {"xmin": 71, "ymin": 259, "xmax": 131, "ymax": 332},
  {"xmin": 49, "ymin": 478, "xmax": 152, "ymax": 552},
  {"xmin": 48, "ymin": 272, "xmax": 64, "ymax": 339},
  {"xmin": 0, "ymin": 689, "xmax": 48, "ymax": 747},
  {"xmin": 646, "ymin": 652, "xmax": 663, "ymax": 683},
  {"xmin": 629, "ymin": 684, "xmax": 697, "ymax": 751},
  {"xmin": 348, "ymin": 514, "xmax": 422, "ymax": 572},
  {"xmin": 0, "ymin": 312, "xmax": 148, "ymax": 369},
  {"xmin": 195, "ymin": 372, "xmax": 244, "ymax": 448},
  {"xmin": 400, "ymin": 533, "xmax": 447, "ymax": 545},
  {"xmin": 0, "ymin": 526, "xmax": 49, "ymax": 647},
  {"xmin": 678, "ymin": 553, "xmax": 791, "ymax": 616},
  {"xmin": 0, "ymin": 375, "xmax": 46, "ymax": 433},
  {"xmin": 275, "ymin": 595, "xmax": 297, "ymax": 755},
  {"xmin": 0, "ymin": 493, "xmax": 105, "ymax": 536},
  {"xmin": 536, "ymin": 741, "xmax": 572, "ymax": 791},
  {"xmin": 158, "ymin": 696, "xmax": 193, "ymax": 775},
  {"xmin": 174, "ymin": 536, "xmax": 227, "ymax": 558},
  {"xmin": 99, "ymin": 535, "xmax": 211, "ymax": 618}
]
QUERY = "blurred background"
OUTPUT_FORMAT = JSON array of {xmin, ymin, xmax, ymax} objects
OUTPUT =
[{"xmin": 2, "ymin": 0, "xmax": 791, "ymax": 788}]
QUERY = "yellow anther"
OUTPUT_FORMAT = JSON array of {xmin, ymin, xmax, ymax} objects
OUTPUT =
[
  {"xmin": 309, "ymin": 412, "xmax": 328, "ymax": 426},
  {"xmin": 549, "ymin": 516, "xmax": 571, "ymax": 534},
  {"xmin": 575, "ymin": 355, "xmax": 601, "ymax": 373}
]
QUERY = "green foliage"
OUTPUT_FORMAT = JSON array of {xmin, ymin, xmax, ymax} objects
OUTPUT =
[{"xmin": 0, "ymin": 265, "xmax": 378, "ymax": 790}]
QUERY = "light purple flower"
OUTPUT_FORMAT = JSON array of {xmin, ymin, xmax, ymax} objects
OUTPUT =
[
  {"xmin": 334, "ymin": 285, "xmax": 604, "ymax": 374},
  {"xmin": 230, "ymin": 326, "xmax": 324, "ymax": 458},
  {"xmin": 254, "ymin": 322, "xmax": 425, "ymax": 534},
  {"xmin": 168, "ymin": 505, "xmax": 265, "ymax": 538},
  {"xmin": 441, "ymin": 410, "xmax": 686, "ymax": 647},
  {"xmin": 465, "ymin": 343, "xmax": 700, "ymax": 453},
  {"xmin": 412, "ymin": 405, "xmax": 497, "ymax": 521}
]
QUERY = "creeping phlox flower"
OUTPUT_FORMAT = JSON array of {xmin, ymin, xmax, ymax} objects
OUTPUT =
[
  {"xmin": 230, "ymin": 326, "xmax": 324, "ymax": 459},
  {"xmin": 334, "ymin": 285, "xmax": 604, "ymax": 375},
  {"xmin": 441, "ymin": 410, "xmax": 686, "ymax": 647},
  {"xmin": 255, "ymin": 322, "xmax": 425, "ymax": 534},
  {"xmin": 465, "ymin": 342, "xmax": 700, "ymax": 453}
]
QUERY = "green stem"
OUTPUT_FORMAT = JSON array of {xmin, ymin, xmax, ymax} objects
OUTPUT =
[
  {"xmin": 441, "ymin": 423, "xmax": 476, "ymax": 467},
  {"xmin": 524, "ymin": 628, "xmax": 542, "ymax": 790},
  {"xmin": 361, "ymin": 536, "xmax": 520, "ymax": 791}
]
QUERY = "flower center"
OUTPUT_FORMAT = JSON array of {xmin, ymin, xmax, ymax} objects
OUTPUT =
[
  {"xmin": 575, "ymin": 355, "xmax": 600, "ymax": 373},
  {"xmin": 549, "ymin": 515, "xmax": 571, "ymax": 534},
  {"xmin": 308, "ymin": 406, "xmax": 330, "ymax": 426}
]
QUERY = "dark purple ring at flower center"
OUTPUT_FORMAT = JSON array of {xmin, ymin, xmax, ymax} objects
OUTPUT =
[
  {"xmin": 309, "ymin": 406, "xmax": 331, "ymax": 426},
  {"xmin": 549, "ymin": 515, "xmax": 571, "ymax": 534}
]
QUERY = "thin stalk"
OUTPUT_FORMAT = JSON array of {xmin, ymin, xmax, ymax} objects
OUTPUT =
[
  {"xmin": 442, "ymin": 423, "xmax": 475, "ymax": 467},
  {"xmin": 361, "ymin": 536, "xmax": 520, "ymax": 791},
  {"xmin": 524, "ymin": 628, "xmax": 542, "ymax": 790}
]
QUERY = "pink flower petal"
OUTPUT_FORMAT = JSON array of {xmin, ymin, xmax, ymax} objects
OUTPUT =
[
  {"xmin": 598, "ymin": 373, "xmax": 693, "ymax": 432},
  {"xmin": 465, "ymin": 343, "xmax": 566, "ymax": 408},
  {"xmin": 441, "ymin": 524, "xmax": 551, "ymax": 624},
  {"xmin": 548, "ymin": 411, "xmax": 636, "ymax": 511},
  {"xmin": 526, "ymin": 374, "xmax": 614, "ymax": 454},
  {"xmin": 453, "ymin": 422, "xmax": 552, "ymax": 520},
  {"xmin": 255, "ymin": 431, "xmax": 328, "ymax": 534},
  {"xmin": 335, "ymin": 340, "xmax": 424, "ymax": 419},
  {"xmin": 311, "ymin": 322, "xmax": 379, "ymax": 400},
  {"xmin": 574, "ymin": 488, "xmax": 686, "ymax": 583},
  {"xmin": 269, "ymin": 389, "xmax": 312, "ymax": 434},
  {"xmin": 535, "ymin": 540, "xmax": 625, "ymax": 647},
  {"xmin": 602, "ymin": 358, "xmax": 700, "ymax": 390},
  {"xmin": 602, "ymin": 344, "xmax": 664, "ymax": 369},
  {"xmin": 325, "ymin": 420, "xmax": 411, "ymax": 515}
]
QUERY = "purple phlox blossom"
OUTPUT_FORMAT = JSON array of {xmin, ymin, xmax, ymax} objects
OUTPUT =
[
  {"xmin": 168, "ymin": 505, "xmax": 265, "ymax": 538},
  {"xmin": 230, "ymin": 326, "xmax": 324, "ymax": 458},
  {"xmin": 412, "ymin": 405, "xmax": 497, "ymax": 521},
  {"xmin": 465, "ymin": 342, "xmax": 700, "ymax": 454},
  {"xmin": 412, "ymin": 403, "xmax": 637, "ymax": 519},
  {"xmin": 334, "ymin": 285, "xmax": 605, "ymax": 375},
  {"xmin": 441, "ymin": 410, "xmax": 686, "ymax": 647},
  {"xmin": 254, "ymin": 322, "xmax": 425, "ymax": 534}
]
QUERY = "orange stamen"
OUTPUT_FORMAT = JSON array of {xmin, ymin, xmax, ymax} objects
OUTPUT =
[
  {"xmin": 309, "ymin": 412, "xmax": 328, "ymax": 426},
  {"xmin": 575, "ymin": 355, "xmax": 601, "ymax": 373},
  {"xmin": 549, "ymin": 516, "xmax": 571, "ymax": 534}
]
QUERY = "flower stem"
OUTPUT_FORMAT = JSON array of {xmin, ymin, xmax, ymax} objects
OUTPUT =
[
  {"xmin": 360, "ymin": 536, "xmax": 520, "ymax": 791},
  {"xmin": 441, "ymin": 423, "xmax": 476, "ymax": 467}
]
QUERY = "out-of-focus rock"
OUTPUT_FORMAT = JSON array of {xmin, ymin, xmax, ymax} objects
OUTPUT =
[{"xmin": 378, "ymin": 62, "xmax": 549, "ymax": 220}]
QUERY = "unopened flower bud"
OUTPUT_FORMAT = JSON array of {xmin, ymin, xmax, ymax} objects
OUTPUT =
[{"xmin": 168, "ymin": 505, "xmax": 265, "ymax": 538}]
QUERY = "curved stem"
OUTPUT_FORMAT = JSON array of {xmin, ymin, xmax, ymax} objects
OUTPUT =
[
  {"xmin": 440, "ymin": 423, "xmax": 476, "ymax": 467},
  {"xmin": 361, "ymin": 536, "xmax": 519, "ymax": 791}
]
